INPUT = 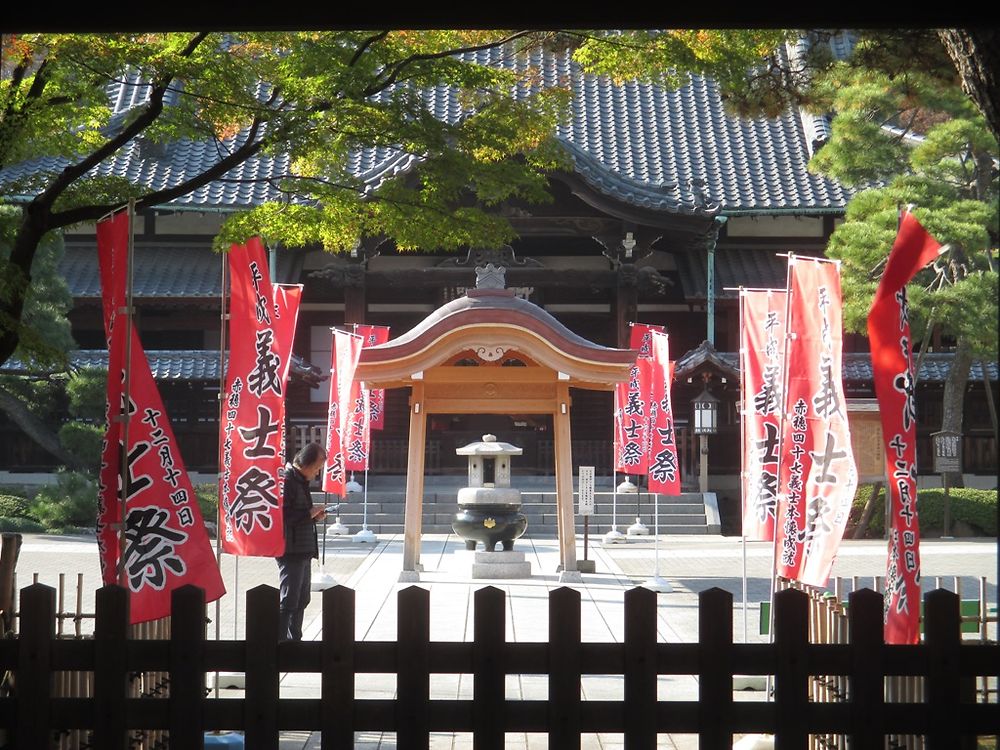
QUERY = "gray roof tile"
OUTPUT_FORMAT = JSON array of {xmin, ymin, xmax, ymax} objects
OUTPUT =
[
  {"xmin": 2, "ymin": 349, "xmax": 323, "ymax": 383},
  {"xmin": 1, "ymin": 46, "xmax": 850, "ymax": 215},
  {"xmin": 690, "ymin": 349, "xmax": 998, "ymax": 384},
  {"xmin": 60, "ymin": 243, "xmax": 301, "ymax": 297}
]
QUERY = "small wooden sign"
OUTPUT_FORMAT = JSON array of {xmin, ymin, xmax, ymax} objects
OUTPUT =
[
  {"xmin": 578, "ymin": 466, "xmax": 595, "ymax": 516},
  {"xmin": 931, "ymin": 431, "xmax": 962, "ymax": 474}
]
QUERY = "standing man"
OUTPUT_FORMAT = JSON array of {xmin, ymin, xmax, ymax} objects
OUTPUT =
[{"xmin": 278, "ymin": 442, "xmax": 327, "ymax": 641}]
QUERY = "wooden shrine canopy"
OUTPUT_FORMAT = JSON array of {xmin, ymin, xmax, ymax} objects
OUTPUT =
[{"xmin": 354, "ymin": 284, "xmax": 636, "ymax": 581}]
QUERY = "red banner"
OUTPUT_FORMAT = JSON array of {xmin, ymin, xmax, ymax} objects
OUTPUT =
[
  {"xmin": 97, "ymin": 212, "xmax": 225, "ymax": 623},
  {"xmin": 776, "ymin": 257, "xmax": 857, "ymax": 587},
  {"xmin": 740, "ymin": 290, "xmax": 787, "ymax": 541},
  {"xmin": 869, "ymin": 212, "xmax": 943, "ymax": 644},
  {"xmin": 613, "ymin": 324, "xmax": 663, "ymax": 474},
  {"xmin": 614, "ymin": 359, "xmax": 651, "ymax": 474},
  {"xmin": 323, "ymin": 330, "xmax": 363, "ymax": 495},
  {"xmin": 343, "ymin": 325, "xmax": 391, "ymax": 471},
  {"xmin": 355, "ymin": 325, "xmax": 391, "ymax": 430},
  {"xmin": 219, "ymin": 238, "xmax": 301, "ymax": 557},
  {"xmin": 646, "ymin": 331, "xmax": 681, "ymax": 495}
]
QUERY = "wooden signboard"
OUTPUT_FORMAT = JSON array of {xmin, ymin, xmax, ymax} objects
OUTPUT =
[
  {"xmin": 847, "ymin": 399, "xmax": 886, "ymax": 483},
  {"xmin": 931, "ymin": 430, "xmax": 962, "ymax": 474}
]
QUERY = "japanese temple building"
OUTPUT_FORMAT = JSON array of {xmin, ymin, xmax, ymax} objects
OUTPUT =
[{"xmin": 1, "ymin": 45, "xmax": 996, "ymax": 515}]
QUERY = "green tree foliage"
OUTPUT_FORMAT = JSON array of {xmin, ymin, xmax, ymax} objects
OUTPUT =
[
  {"xmin": 0, "ymin": 31, "xmax": 577, "ymax": 367},
  {"xmin": 574, "ymin": 29, "xmax": 999, "ymax": 457}
]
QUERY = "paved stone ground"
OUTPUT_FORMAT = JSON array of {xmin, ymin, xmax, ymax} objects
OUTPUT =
[{"xmin": 10, "ymin": 531, "xmax": 998, "ymax": 748}]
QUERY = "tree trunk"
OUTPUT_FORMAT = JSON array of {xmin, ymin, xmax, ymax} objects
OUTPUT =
[
  {"xmin": 0, "ymin": 384, "xmax": 83, "ymax": 470},
  {"xmin": 938, "ymin": 29, "xmax": 1000, "ymax": 143},
  {"xmin": 853, "ymin": 482, "xmax": 882, "ymax": 539},
  {"xmin": 939, "ymin": 338, "xmax": 974, "ymax": 488}
]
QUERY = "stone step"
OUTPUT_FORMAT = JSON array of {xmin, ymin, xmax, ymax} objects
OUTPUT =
[{"xmin": 326, "ymin": 523, "xmax": 711, "ymax": 537}]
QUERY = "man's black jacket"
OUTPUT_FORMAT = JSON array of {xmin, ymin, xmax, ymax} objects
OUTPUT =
[{"xmin": 282, "ymin": 464, "xmax": 318, "ymax": 558}]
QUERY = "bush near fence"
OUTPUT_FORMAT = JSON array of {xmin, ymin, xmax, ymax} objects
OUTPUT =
[{"xmin": 850, "ymin": 486, "xmax": 997, "ymax": 537}]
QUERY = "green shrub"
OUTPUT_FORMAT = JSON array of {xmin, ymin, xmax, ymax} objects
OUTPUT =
[
  {"xmin": 0, "ymin": 517, "xmax": 46, "ymax": 533},
  {"xmin": 915, "ymin": 488, "xmax": 997, "ymax": 536},
  {"xmin": 194, "ymin": 484, "xmax": 219, "ymax": 524},
  {"xmin": 28, "ymin": 471, "xmax": 98, "ymax": 532},
  {"xmin": 0, "ymin": 494, "xmax": 35, "ymax": 519},
  {"xmin": 58, "ymin": 422, "xmax": 104, "ymax": 474},
  {"xmin": 850, "ymin": 484, "xmax": 996, "ymax": 537}
]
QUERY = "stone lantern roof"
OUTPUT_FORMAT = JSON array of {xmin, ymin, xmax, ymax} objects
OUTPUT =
[{"xmin": 456, "ymin": 434, "xmax": 523, "ymax": 457}]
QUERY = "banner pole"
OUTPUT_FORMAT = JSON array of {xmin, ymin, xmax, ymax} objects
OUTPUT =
[
  {"xmin": 362, "ymin": 467, "xmax": 370, "ymax": 531},
  {"xmin": 233, "ymin": 557, "xmax": 239, "ymax": 640},
  {"xmin": 766, "ymin": 254, "xmax": 796, "ymax": 700},
  {"xmin": 213, "ymin": 238, "xmax": 229, "ymax": 699},
  {"xmin": 739, "ymin": 287, "xmax": 749, "ymax": 643},
  {"xmin": 117, "ymin": 198, "xmax": 136, "ymax": 588}
]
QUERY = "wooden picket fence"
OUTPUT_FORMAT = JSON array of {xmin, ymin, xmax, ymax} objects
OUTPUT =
[
  {"xmin": 769, "ymin": 574, "xmax": 999, "ymax": 750},
  {"xmin": 0, "ymin": 583, "xmax": 997, "ymax": 749}
]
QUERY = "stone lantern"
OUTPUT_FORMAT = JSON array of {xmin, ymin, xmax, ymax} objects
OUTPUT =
[{"xmin": 452, "ymin": 434, "xmax": 527, "ymax": 552}]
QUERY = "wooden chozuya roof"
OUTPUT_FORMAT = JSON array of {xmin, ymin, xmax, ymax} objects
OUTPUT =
[{"xmin": 354, "ymin": 288, "xmax": 636, "ymax": 391}]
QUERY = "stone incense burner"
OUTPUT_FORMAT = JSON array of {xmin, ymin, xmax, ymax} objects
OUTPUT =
[{"xmin": 452, "ymin": 434, "xmax": 527, "ymax": 551}]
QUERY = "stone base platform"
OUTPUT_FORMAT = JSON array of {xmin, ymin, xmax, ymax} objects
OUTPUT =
[{"xmin": 468, "ymin": 550, "xmax": 532, "ymax": 579}]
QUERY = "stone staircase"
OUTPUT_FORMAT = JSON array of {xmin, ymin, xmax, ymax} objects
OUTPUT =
[{"xmin": 316, "ymin": 477, "xmax": 720, "ymax": 536}]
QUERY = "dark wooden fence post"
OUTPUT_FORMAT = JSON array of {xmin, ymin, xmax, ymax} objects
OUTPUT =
[
  {"xmin": 549, "ymin": 587, "xmax": 581, "ymax": 747},
  {"xmin": 245, "ymin": 584, "xmax": 280, "ymax": 750},
  {"xmin": 322, "ymin": 585, "xmax": 356, "ymax": 750},
  {"xmin": 473, "ymin": 586, "xmax": 505, "ymax": 750},
  {"xmin": 15, "ymin": 582, "xmax": 54, "ymax": 750},
  {"xmin": 925, "ymin": 588, "xmax": 975, "ymax": 750},
  {"xmin": 699, "ymin": 587, "xmax": 733, "ymax": 750},
  {"xmin": 93, "ymin": 585, "xmax": 130, "ymax": 750},
  {"xmin": 170, "ymin": 585, "xmax": 206, "ymax": 748},
  {"xmin": 397, "ymin": 585, "xmax": 430, "ymax": 750},
  {"xmin": 847, "ymin": 588, "xmax": 884, "ymax": 749},
  {"xmin": 623, "ymin": 586, "xmax": 656, "ymax": 749},
  {"xmin": 774, "ymin": 587, "xmax": 809, "ymax": 749}
]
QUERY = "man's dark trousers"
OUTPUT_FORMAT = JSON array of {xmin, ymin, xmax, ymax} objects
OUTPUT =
[{"xmin": 277, "ymin": 553, "xmax": 312, "ymax": 641}]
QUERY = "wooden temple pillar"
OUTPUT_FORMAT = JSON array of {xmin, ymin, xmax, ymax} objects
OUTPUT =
[
  {"xmin": 343, "ymin": 263, "xmax": 367, "ymax": 324},
  {"xmin": 614, "ymin": 264, "xmax": 639, "ymax": 348},
  {"xmin": 400, "ymin": 380, "xmax": 426, "ymax": 580},
  {"xmin": 554, "ymin": 382, "xmax": 582, "ymax": 582}
]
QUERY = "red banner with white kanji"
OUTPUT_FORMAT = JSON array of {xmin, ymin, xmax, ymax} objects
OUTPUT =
[
  {"xmin": 343, "ymin": 325, "xmax": 391, "ymax": 472},
  {"xmin": 323, "ymin": 330, "xmax": 363, "ymax": 495},
  {"xmin": 740, "ymin": 290, "xmax": 787, "ymax": 541},
  {"xmin": 355, "ymin": 325, "xmax": 391, "ymax": 430},
  {"xmin": 97, "ymin": 211, "xmax": 225, "ymax": 623},
  {"xmin": 613, "ymin": 324, "xmax": 663, "ymax": 474},
  {"xmin": 646, "ymin": 330, "xmax": 681, "ymax": 495},
  {"xmin": 219, "ymin": 239, "xmax": 301, "ymax": 557},
  {"xmin": 775, "ymin": 257, "xmax": 857, "ymax": 587},
  {"xmin": 869, "ymin": 212, "xmax": 943, "ymax": 644}
]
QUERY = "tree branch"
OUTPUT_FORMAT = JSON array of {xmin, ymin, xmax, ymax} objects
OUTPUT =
[
  {"xmin": 49, "ymin": 114, "xmax": 267, "ymax": 227},
  {"xmin": 0, "ymin": 383, "xmax": 85, "ymax": 470},
  {"xmin": 34, "ymin": 32, "xmax": 210, "ymax": 211},
  {"xmin": 350, "ymin": 31, "xmax": 390, "ymax": 67},
  {"xmin": 361, "ymin": 31, "xmax": 537, "ymax": 98}
]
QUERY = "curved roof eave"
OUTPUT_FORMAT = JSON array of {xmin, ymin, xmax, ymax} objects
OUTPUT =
[{"xmin": 355, "ymin": 289, "xmax": 636, "ymax": 388}]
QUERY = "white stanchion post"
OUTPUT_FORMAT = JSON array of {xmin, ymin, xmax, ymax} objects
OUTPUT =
[
  {"xmin": 312, "ymin": 491, "xmax": 336, "ymax": 591},
  {"xmin": 352, "ymin": 469, "xmax": 376, "ymax": 543},
  {"xmin": 624, "ymin": 477, "xmax": 648, "ymax": 535},
  {"xmin": 643, "ymin": 491, "xmax": 672, "ymax": 592},
  {"xmin": 603, "ymin": 465, "xmax": 626, "ymax": 544}
]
